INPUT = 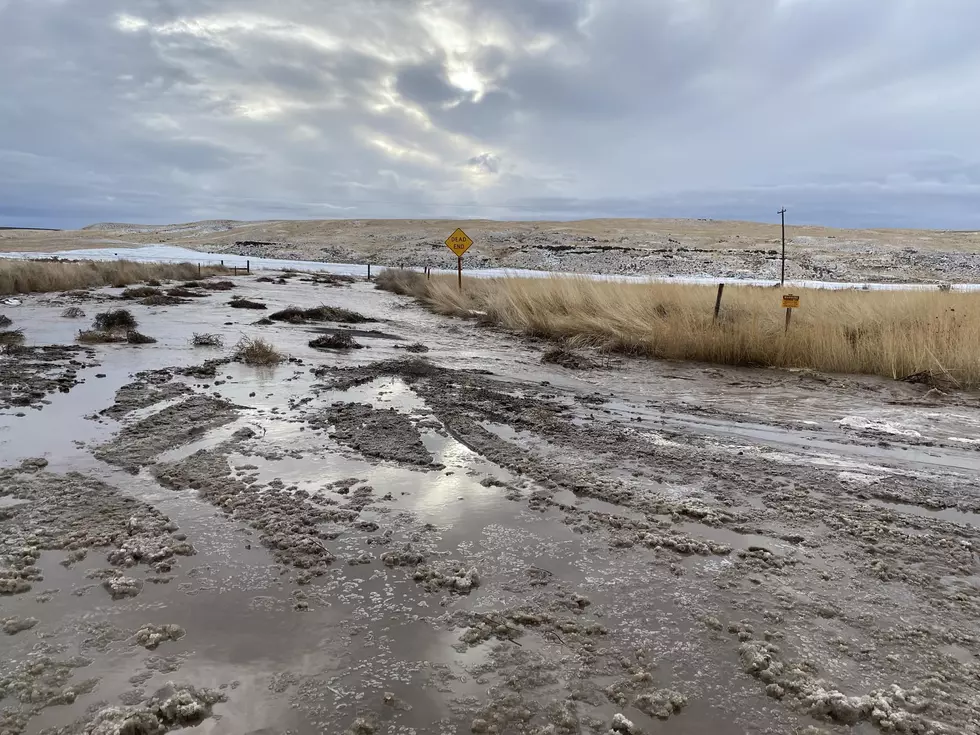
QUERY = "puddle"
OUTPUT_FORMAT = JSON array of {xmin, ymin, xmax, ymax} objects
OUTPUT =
[
  {"xmin": 867, "ymin": 498, "xmax": 980, "ymax": 528},
  {"xmin": 674, "ymin": 521, "xmax": 795, "ymax": 553},
  {"xmin": 552, "ymin": 488, "xmax": 647, "ymax": 522}
]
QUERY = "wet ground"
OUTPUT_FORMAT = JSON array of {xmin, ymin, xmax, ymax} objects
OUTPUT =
[{"xmin": 1, "ymin": 272, "xmax": 978, "ymax": 735}]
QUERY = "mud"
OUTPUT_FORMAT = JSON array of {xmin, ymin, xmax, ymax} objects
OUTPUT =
[
  {"xmin": 99, "ymin": 373, "xmax": 192, "ymax": 419},
  {"xmin": 0, "ymin": 462, "xmax": 195, "ymax": 599},
  {"xmin": 312, "ymin": 401, "xmax": 438, "ymax": 467},
  {"xmin": 93, "ymin": 394, "xmax": 240, "ymax": 470},
  {"xmin": 0, "ymin": 345, "xmax": 98, "ymax": 411},
  {"xmin": 1, "ymin": 274, "xmax": 979, "ymax": 735}
]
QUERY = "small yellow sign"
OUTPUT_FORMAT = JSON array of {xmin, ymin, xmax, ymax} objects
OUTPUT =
[
  {"xmin": 782, "ymin": 294, "xmax": 800, "ymax": 309},
  {"xmin": 445, "ymin": 228, "xmax": 473, "ymax": 257}
]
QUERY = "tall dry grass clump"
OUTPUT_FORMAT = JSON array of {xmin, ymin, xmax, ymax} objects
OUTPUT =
[
  {"xmin": 233, "ymin": 336, "xmax": 285, "ymax": 365},
  {"xmin": 379, "ymin": 270, "xmax": 980, "ymax": 387},
  {"xmin": 0, "ymin": 259, "xmax": 228, "ymax": 296}
]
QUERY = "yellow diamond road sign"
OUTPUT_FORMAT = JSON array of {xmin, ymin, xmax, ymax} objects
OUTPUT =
[{"xmin": 445, "ymin": 228, "xmax": 473, "ymax": 257}]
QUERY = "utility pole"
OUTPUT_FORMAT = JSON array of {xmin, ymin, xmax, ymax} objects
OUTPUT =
[{"xmin": 778, "ymin": 208, "xmax": 787, "ymax": 286}]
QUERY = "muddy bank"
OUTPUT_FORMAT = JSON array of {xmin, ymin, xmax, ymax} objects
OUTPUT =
[
  {"xmin": 93, "ymin": 394, "xmax": 240, "ymax": 471},
  {"xmin": 0, "ymin": 345, "xmax": 98, "ymax": 412}
]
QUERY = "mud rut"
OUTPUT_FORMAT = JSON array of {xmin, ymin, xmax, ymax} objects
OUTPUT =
[{"xmin": 1, "ymin": 275, "xmax": 979, "ymax": 735}]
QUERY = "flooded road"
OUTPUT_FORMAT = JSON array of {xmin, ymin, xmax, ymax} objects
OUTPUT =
[{"xmin": 1, "ymin": 272, "xmax": 978, "ymax": 735}]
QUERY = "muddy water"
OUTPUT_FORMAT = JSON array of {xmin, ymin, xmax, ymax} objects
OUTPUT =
[{"xmin": 2, "ymin": 274, "xmax": 980, "ymax": 735}]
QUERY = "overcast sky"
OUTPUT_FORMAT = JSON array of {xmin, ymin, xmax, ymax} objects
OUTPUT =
[{"xmin": 2, "ymin": 0, "xmax": 978, "ymax": 229}]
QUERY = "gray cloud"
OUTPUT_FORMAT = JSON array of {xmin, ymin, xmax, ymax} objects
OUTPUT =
[{"xmin": 1, "ymin": 0, "xmax": 979, "ymax": 229}]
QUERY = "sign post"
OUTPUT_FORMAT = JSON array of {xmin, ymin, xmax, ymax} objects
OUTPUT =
[
  {"xmin": 782, "ymin": 293, "xmax": 799, "ymax": 332},
  {"xmin": 778, "ymin": 208, "xmax": 787, "ymax": 286},
  {"xmin": 445, "ymin": 228, "xmax": 473, "ymax": 291}
]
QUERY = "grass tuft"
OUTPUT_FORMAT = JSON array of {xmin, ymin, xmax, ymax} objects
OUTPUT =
[
  {"xmin": 233, "ymin": 336, "xmax": 285, "ymax": 365},
  {"xmin": 0, "ymin": 315, "xmax": 11, "ymax": 328},
  {"xmin": 61, "ymin": 307, "xmax": 85, "ymax": 318},
  {"xmin": 191, "ymin": 333, "xmax": 224, "ymax": 347},
  {"xmin": 0, "ymin": 329, "xmax": 25, "ymax": 346},
  {"xmin": 93, "ymin": 309, "xmax": 138, "ymax": 332},
  {"xmin": 0, "ymin": 259, "xmax": 228, "ymax": 296},
  {"xmin": 377, "ymin": 271, "xmax": 980, "ymax": 388}
]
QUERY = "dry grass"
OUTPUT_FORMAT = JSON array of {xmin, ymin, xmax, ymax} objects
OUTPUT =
[
  {"xmin": 377, "ymin": 270, "xmax": 980, "ymax": 388},
  {"xmin": 61, "ymin": 307, "xmax": 85, "ymax": 318},
  {"xmin": 0, "ymin": 329, "xmax": 25, "ymax": 346},
  {"xmin": 93, "ymin": 309, "xmax": 138, "ymax": 332},
  {"xmin": 0, "ymin": 259, "xmax": 228, "ymax": 296},
  {"xmin": 233, "ymin": 336, "xmax": 285, "ymax": 365},
  {"xmin": 191, "ymin": 333, "xmax": 224, "ymax": 347}
]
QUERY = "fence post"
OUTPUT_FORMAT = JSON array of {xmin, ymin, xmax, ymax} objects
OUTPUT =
[
  {"xmin": 713, "ymin": 283, "xmax": 725, "ymax": 322},
  {"xmin": 198, "ymin": 263, "xmax": 201, "ymax": 276},
  {"xmin": 247, "ymin": 260, "xmax": 250, "ymax": 274},
  {"xmin": 367, "ymin": 264, "xmax": 372, "ymax": 281},
  {"xmin": 221, "ymin": 260, "xmax": 224, "ymax": 267}
]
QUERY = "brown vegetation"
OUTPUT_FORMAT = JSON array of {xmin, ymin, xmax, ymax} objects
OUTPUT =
[
  {"xmin": 0, "ymin": 259, "xmax": 227, "ymax": 296},
  {"xmin": 0, "ymin": 329, "xmax": 25, "ymax": 346},
  {"xmin": 93, "ymin": 309, "xmax": 138, "ymax": 332},
  {"xmin": 233, "ymin": 336, "xmax": 284, "ymax": 365},
  {"xmin": 376, "ymin": 269, "xmax": 980, "ymax": 388}
]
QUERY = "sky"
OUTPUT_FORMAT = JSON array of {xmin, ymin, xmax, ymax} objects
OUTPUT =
[{"xmin": 2, "ymin": 0, "xmax": 979, "ymax": 230}]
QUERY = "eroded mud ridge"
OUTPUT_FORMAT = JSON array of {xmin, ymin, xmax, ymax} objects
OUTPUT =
[
  {"xmin": 2, "ymin": 276, "xmax": 980, "ymax": 735},
  {"xmin": 0, "ymin": 345, "xmax": 98, "ymax": 411}
]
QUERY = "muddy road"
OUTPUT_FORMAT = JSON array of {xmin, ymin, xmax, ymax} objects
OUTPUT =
[{"xmin": 1, "ymin": 273, "xmax": 979, "ymax": 735}]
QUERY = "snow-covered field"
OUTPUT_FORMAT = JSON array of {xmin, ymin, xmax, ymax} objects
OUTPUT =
[{"xmin": 1, "ymin": 244, "xmax": 978, "ymax": 291}]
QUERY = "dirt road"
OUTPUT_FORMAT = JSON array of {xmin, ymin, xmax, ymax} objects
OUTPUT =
[{"xmin": 1, "ymin": 273, "xmax": 978, "ymax": 734}]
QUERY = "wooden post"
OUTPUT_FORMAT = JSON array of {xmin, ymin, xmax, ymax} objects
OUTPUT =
[
  {"xmin": 198, "ymin": 263, "xmax": 201, "ymax": 276},
  {"xmin": 367, "ymin": 264, "xmax": 372, "ymax": 281},
  {"xmin": 457, "ymin": 256, "xmax": 462, "ymax": 291},
  {"xmin": 785, "ymin": 308, "xmax": 792, "ymax": 332},
  {"xmin": 426, "ymin": 266, "xmax": 430, "ymax": 280},
  {"xmin": 246, "ymin": 260, "xmax": 250, "ymax": 274},
  {"xmin": 713, "ymin": 283, "xmax": 725, "ymax": 322},
  {"xmin": 220, "ymin": 259, "xmax": 224, "ymax": 267}
]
